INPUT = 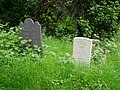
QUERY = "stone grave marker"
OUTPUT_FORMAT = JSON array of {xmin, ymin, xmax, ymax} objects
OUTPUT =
[
  {"xmin": 19, "ymin": 18, "xmax": 42, "ymax": 48},
  {"xmin": 73, "ymin": 37, "xmax": 92, "ymax": 65}
]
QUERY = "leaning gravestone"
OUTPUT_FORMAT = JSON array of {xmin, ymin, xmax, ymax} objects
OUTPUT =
[
  {"xmin": 73, "ymin": 37, "xmax": 92, "ymax": 65},
  {"xmin": 19, "ymin": 18, "xmax": 42, "ymax": 48}
]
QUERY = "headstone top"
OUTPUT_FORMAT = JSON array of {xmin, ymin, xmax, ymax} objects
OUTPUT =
[{"xmin": 74, "ymin": 37, "xmax": 93, "ymax": 41}]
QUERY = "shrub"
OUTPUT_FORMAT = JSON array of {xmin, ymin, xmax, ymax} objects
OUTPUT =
[
  {"xmin": 91, "ymin": 39, "xmax": 117, "ymax": 63},
  {"xmin": 0, "ymin": 0, "xmax": 119, "ymax": 40},
  {"xmin": 88, "ymin": 0, "xmax": 120, "ymax": 39},
  {"xmin": 77, "ymin": 17, "xmax": 93, "ymax": 38},
  {"xmin": 0, "ymin": 24, "xmax": 41, "ymax": 58},
  {"xmin": 55, "ymin": 16, "xmax": 77, "ymax": 38},
  {"xmin": 0, "ymin": 0, "xmax": 29, "ymax": 26}
]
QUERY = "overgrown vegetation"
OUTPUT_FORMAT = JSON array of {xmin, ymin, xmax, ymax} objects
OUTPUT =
[
  {"xmin": 0, "ymin": 0, "xmax": 119, "ymax": 39},
  {"xmin": 0, "ymin": 0, "xmax": 120, "ymax": 89},
  {"xmin": 0, "ymin": 24, "xmax": 120, "ymax": 90}
]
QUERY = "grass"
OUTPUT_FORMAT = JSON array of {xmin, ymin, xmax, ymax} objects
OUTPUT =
[{"xmin": 0, "ymin": 27, "xmax": 120, "ymax": 90}]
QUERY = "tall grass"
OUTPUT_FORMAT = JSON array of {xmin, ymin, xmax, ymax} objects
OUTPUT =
[{"xmin": 0, "ymin": 27, "xmax": 120, "ymax": 90}]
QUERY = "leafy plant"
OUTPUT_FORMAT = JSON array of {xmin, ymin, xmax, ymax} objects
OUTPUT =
[
  {"xmin": 91, "ymin": 39, "xmax": 117, "ymax": 63},
  {"xmin": 88, "ymin": 0, "xmax": 120, "ymax": 39},
  {"xmin": 0, "ymin": 24, "xmax": 120, "ymax": 90},
  {"xmin": 77, "ymin": 17, "xmax": 93, "ymax": 38},
  {"xmin": 55, "ymin": 16, "xmax": 77, "ymax": 38},
  {"xmin": 0, "ymin": 24, "xmax": 41, "ymax": 58}
]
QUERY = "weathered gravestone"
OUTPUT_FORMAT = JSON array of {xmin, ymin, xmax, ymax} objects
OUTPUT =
[
  {"xmin": 19, "ymin": 18, "xmax": 42, "ymax": 48},
  {"xmin": 73, "ymin": 37, "xmax": 92, "ymax": 65}
]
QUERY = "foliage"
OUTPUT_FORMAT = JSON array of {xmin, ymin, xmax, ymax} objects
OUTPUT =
[
  {"xmin": 0, "ymin": 0, "xmax": 120, "ymax": 39},
  {"xmin": 0, "ymin": 24, "xmax": 41, "ymax": 59},
  {"xmin": 91, "ymin": 39, "xmax": 117, "ymax": 63},
  {"xmin": 88, "ymin": 0, "xmax": 120, "ymax": 39},
  {"xmin": 55, "ymin": 16, "xmax": 77, "ymax": 38},
  {"xmin": 77, "ymin": 17, "xmax": 93, "ymax": 38},
  {"xmin": 0, "ymin": 25, "xmax": 120, "ymax": 90},
  {"xmin": 0, "ymin": 0, "xmax": 29, "ymax": 26}
]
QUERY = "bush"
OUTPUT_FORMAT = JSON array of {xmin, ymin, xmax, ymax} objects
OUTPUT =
[
  {"xmin": 77, "ymin": 17, "xmax": 93, "ymax": 38},
  {"xmin": 0, "ymin": 0, "xmax": 29, "ymax": 26},
  {"xmin": 0, "ymin": 24, "xmax": 41, "ymax": 58},
  {"xmin": 88, "ymin": 0, "xmax": 120, "ymax": 39},
  {"xmin": 0, "ymin": 0, "xmax": 119, "ymax": 39},
  {"xmin": 55, "ymin": 16, "xmax": 77, "ymax": 38},
  {"xmin": 91, "ymin": 39, "xmax": 117, "ymax": 63}
]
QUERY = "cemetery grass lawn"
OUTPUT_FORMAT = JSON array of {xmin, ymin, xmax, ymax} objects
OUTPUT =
[{"xmin": 0, "ymin": 30, "xmax": 120, "ymax": 90}]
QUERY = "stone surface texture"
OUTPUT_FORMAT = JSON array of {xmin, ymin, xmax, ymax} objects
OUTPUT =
[
  {"xmin": 73, "ymin": 37, "xmax": 92, "ymax": 65},
  {"xmin": 19, "ymin": 18, "xmax": 42, "ymax": 48}
]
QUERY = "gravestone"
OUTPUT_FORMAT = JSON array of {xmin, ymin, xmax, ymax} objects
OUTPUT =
[
  {"xmin": 19, "ymin": 18, "xmax": 42, "ymax": 48},
  {"xmin": 73, "ymin": 37, "xmax": 92, "ymax": 65}
]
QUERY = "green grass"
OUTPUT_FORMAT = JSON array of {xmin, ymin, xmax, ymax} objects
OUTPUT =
[{"xmin": 0, "ymin": 27, "xmax": 120, "ymax": 90}]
